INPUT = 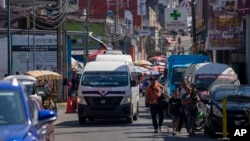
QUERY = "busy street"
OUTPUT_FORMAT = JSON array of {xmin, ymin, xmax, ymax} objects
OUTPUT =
[
  {"xmin": 54, "ymin": 97, "xmax": 217, "ymax": 141},
  {"xmin": 1, "ymin": 0, "xmax": 250, "ymax": 141}
]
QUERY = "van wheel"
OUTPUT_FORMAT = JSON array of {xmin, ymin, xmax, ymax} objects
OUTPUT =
[
  {"xmin": 133, "ymin": 103, "xmax": 139, "ymax": 121},
  {"xmin": 79, "ymin": 117, "xmax": 86, "ymax": 125},
  {"xmin": 126, "ymin": 116, "xmax": 133, "ymax": 123},
  {"xmin": 88, "ymin": 118, "xmax": 95, "ymax": 122},
  {"xmin": 204, "ymin": 124, "xmax": 209, "ymax": 134},
  {"xmin": 209, "ymin": 131, "xmax": 216, "ymax": 138},
  {"xmin": 208, "ymin": 127, "xmax": 216, "ymax": 138},
  {"xmin": 126, "ymin": 109, "xmax": 133, "ymax": 123}
]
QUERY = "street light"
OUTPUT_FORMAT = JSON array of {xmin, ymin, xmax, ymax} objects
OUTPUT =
[
  {"xmin": 81, "ymin": 9, "xmax": 87, "ymax": 65},
  {"xmin": 191, "ymin": 0, "xmax": 197, "ymax": 54},
  {"xmin": 83, "ymin": 0, "xmax": 89, "ymax": 66}
]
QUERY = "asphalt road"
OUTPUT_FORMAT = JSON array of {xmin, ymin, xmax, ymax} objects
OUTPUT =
[{"xmin": 54, "ymin": 97, "xmax": 218, "ymax": 141}]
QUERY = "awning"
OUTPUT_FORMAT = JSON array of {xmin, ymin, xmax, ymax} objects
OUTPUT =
[
  {"xmin": 88, "ymin": 49, "xmax": 107, "ymax": 61},
  {"xmin": 24, "ymin": 70, "xmax": 62, "ymax": 81}
]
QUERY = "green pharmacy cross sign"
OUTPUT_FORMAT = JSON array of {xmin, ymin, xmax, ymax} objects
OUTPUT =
[{"xmin": 170, "ymin": 10, "xmax": 181, "ymax": 20}]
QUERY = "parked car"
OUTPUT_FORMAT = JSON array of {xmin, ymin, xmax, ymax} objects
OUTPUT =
[
  {"xmin": 3, "ymin": 75, "xmax": 44, "ymax": 102},
  {"xmin": 30, "ymin": 95, "xmax": 55, "ymax": 141},
  {"xmin": 0, "ymin": 79, "xmax": 57, "ymax": 141},
  {"xmin": 202, "ymin": 84, "xmax": 250, "ymax": 137}
]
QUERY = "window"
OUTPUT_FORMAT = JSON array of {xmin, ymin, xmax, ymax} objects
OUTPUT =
[
  {"xmin": 68, "ymin": 0, "xmax": 77, "ymax": 5},
  {"xmin": 81, "ymin": 71, "xmax": 129, "ymax": 87},
  {"xmin": 0, "ymin": 90, "xmax": 26, "ymax": 124}
]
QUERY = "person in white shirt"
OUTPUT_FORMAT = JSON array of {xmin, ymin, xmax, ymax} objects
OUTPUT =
[{"xmin": 177, "ymin": 78, "xmax": 188, "ymax": 132}]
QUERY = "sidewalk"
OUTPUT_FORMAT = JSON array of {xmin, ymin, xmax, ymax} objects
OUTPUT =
[{"xmin": 57, "ymin": 102, "xmax": 67, "ymax": 107}]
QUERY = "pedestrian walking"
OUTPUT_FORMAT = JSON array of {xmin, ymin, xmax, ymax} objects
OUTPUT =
[
  {"xmin": 139, "ymin": 81, "xmax": 143, "ymax": 97},
  {"xmin": 177, "ymin": 78, "xmax": 188, "ymax": 132},
  {"xmin": 68, "ymin": 80, "xmax": 72, "ymax": 98},
  {"xmin": 181, "ymin": 86, "xmax": 198, "ymax": 136},
  {"xmin": 142, "ymin": 77, "xmax": 150, "ymax": 97},
  {"xmin": 168, "ymin": 89, "xmax": 182, "ymax": 135},
  {"xmin": 146, "ymin": 76, "xmax": 164, "ymax": 133},
  {"xmin": 190, "ymin": 83, "xmax": 199, "ymax": 135}
]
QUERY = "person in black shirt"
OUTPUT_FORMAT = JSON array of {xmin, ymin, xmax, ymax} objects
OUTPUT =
[{"xmin": 168, "ymin": 89, "xmax": 182, "ymax": 135}]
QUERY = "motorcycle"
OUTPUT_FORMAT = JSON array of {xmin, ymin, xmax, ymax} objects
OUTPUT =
[{"xmin": 194, "ymin": 111, "xmax": 205, "ymax": 131}]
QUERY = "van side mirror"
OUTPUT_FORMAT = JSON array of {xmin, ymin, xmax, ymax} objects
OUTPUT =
[{"xmin": 131, "ymin": 80, "xmax": 136, "ymax": 87}]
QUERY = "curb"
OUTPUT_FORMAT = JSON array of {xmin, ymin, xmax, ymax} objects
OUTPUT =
[{"xmin": 57, "ymin": 102, "xmax": 67, "ymax": 106}]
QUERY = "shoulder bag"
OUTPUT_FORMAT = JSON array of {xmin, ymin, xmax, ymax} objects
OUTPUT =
[{"xmin": 150, "ymin": 86, "xmax": 169, "ymax": 109}]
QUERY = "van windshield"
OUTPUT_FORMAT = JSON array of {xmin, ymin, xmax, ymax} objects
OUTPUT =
[
  {"xmin": 172, "ymin": 67, "xmax": 187, "ymax": 84},
  {"xmin": 81, "ymin": 71, "xmax": 129, "ymax": 87},
  {"xmin": 195, "ymin": 74, "xmax": 239, "ymax": 90},
  {"xmin": 213, "ymin": 88, "xmax": 250, "ymax": 102}
]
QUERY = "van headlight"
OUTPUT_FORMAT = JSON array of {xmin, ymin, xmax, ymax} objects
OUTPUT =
[
  {"xmin": 77, "ymin": 97, "xmax": 87, "ymax": 105},
  {"xmin": 212, "ymin": 105, "xmax": 222, "ymax": 117},
  {"xmin": 120, "ymin": 96, "xmax": 131, "ymax": 104}
]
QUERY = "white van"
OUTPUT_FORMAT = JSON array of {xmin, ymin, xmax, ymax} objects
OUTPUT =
[
  {"xmin": 77, "ymin": 61, "xmax": 139, "ymax": 124},
  {"xmin": 95, "ymin": 54, "xmax": 133, "ymax": 62},
  {"xmin": 95, "ymin": 54, "xmax": 135, "ymax": 73},
  {"xmin": 184, "ymin": 62, "xmax": 240, "ymax": 98}
]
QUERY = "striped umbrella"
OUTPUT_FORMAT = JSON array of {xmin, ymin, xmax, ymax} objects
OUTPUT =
[
  {"xmin": 134, "ymin": 60, "xmax": 153, "ymax": 66},
  {"xmin": 25, "ymin": 70, "xmax": 62, "ymax": 81}
]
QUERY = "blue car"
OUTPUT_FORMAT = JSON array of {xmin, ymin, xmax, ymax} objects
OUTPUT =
[{"xmin": 0, "ymin": 79, "xmax": 57, "ymax": 141}]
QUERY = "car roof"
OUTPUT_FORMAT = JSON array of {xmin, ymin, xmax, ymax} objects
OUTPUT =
[
  {"xmin": 209, "ymin": 84, "xmax": 249, "ymax": 91},
  {"xmin": 0, "ymin": 80, "xmax": 23, "ymax": 89},
  {"xmin": 84, "ymin": 61, "xmax": 129, "ymax": 72},
  {"xmin": 103, "ymin": 50, "xmax": 125, "ymax": 55},
  {"xmin": 3, "ymin": 75, "xmax": 37, "ymax": 84}
]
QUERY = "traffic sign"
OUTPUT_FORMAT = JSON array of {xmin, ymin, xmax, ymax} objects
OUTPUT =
[{"xmin": 139, "ymin": 29, "xmax": 151, "ymax": 36}]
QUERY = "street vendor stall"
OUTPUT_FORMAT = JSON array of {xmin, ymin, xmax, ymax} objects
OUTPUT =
[
  {"xmin": 25, "ymin": 70, "xmax": 62, "ymax": 81},
  {"xmin": 24, "ymin": 70, "xmax": 62, "ymax": 112}
]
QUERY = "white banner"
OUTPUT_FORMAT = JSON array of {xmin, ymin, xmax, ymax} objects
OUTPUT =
[
  {"xmin": 124, "ymin": 10, "xmax": 133, "ymax": 34},
  {"xmin": 137, "ymin": 0, "xmax": 146, "ymax": 15},
  {"xmin": 12, "ymin": 35, "xmax": 57, "ymax": 74},
  {"xmin": 0, "ymin": 0, "xmax": 5, "ymax": 8},
  {"xmin": 179, "ymin": 0, "xmax": 192, "ymax": 15},
  {"xmin": 164, "ymin": 7, "xmax": 188, "ymax": 30},
  {"xmin": 159, "ymin": 0, "xmax": 174, "ymax": 6}
]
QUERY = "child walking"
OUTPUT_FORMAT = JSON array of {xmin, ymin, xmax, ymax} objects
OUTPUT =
[{"xmin": 168, "ymin": 89, "xmax": 182, "ymax": 135}]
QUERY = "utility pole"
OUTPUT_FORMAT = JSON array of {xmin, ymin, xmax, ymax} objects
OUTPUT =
[
  {"xmin": 191, "ymin": 0, "xmax": 197, "ymax": 54},
  {"xmin": 57, "ymin": 0, "xmax": 63, "ymax": 101},
  {"xmin": 32, "ymin": 0, "xmax": 36, "ymax": 69},
  {"xmin": 27, "ymin": 14, "xmax": 30, "ymax": 71},
  {"xmin": 114, "ymin": 0, "xmax": 119, "ymax": 50},
  {"xmin": 7, "ymin": 0, "xmax": 12, "ymax": 75},
  {"xmin": 84, "ymin": 0, "xmax": 90, "ymax": 65}
]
